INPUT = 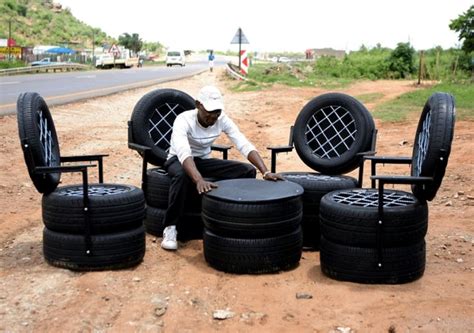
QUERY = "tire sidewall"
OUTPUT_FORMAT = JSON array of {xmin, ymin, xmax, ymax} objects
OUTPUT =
[
  {"xmin": 293, "ymin": 93, "xmax": 374, "ymax": 174},
  {"xmin": 130, "ymin": 89, "xmax": 195, "ymax": 166}
]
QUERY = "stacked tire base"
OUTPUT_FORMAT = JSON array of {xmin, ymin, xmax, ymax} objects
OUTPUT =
[
  {"xmin": 281, "ymin": 172, "xmax": 358, "ymax": 250},
  {"xmin": 202, "ymin": 179, "xmax": 304, "ymax": 274},
  {"xmin": 143, "ymin": 168, "xmax": 212, "ymax": 241},
  {"xmin": 319, "ymin": 188, "xmax": 428, "ymax": 284},
  {"xmin": 42, "ymin": 184, "xmax": 146, "ymax": 271}
]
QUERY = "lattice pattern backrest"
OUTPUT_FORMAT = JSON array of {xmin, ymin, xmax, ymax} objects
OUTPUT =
[
  {"xmin": 305, "ymin": 105, "xmax": 357, "ymax": 159},
  {"xmin": 147, "ymin": 102, "xmax": 182, "ymax": 153}
]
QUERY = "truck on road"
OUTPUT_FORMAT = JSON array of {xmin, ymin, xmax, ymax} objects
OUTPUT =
[{"xmin": 95, "ymin": 46, "xmax": 139, "ymax": 69}]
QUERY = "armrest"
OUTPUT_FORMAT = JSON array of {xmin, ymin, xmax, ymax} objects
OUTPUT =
[
  {"xmin": 365, "ymin": 156, "xmax": 412, "ymax": 164},
  {"xmin": 128, "ymin": 142, "xmax": 151, "ymax": 154},
  {"xmin": 267, "ymin": 145, "xmax": 294, "ymax": 153},
  {"xmin": 35, "ymin": 164, "xmax": 96, "ymax": 174},
  {"xmin": 211, "ymin": 144, "xmax": 232, "ymax": 160},
  {"xmin": 371, "ymin": 175, "xmax": 433, "ymax": 185},
  {"xmin": 60, "ymin": 154, "xmax": 108, "ymax": 162},
  {"xmin": 363, "ymin": 156, "xmax": 412, "ymax": 188},
  {"xmin": 266, "ymin": 145, "xmax": 294, "ymax": 173},
  {"xmin": 357, "ymin": 150, "xmax": 376, "ymax": 156},
  {"xmin": 60, "ymin": 154, "xmax": 107, "ymax": 183}
]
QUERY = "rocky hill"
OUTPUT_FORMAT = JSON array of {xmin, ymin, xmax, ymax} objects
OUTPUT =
[{"xmin": 0, "ymin": 0, "xmax": 114, "ymax": 48}]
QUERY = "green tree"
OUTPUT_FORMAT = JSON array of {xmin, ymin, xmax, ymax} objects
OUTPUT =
[
  {"xmin": 388, "ymin": 42, "xmax": 416, "ymax": 78},
  {"xmin": 118, "ymin": 33, "xmax": 143, "ymax": 54},
  {"xmin": 449, "ymin": 5, "xmax": 474, "ymax": 53}
]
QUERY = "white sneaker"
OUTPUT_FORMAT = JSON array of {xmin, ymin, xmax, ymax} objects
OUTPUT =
[{"xmin": 161, "ymin": 225, "xmax": 178, "ymax": 250}]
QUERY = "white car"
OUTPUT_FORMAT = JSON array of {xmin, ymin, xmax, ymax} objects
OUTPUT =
[{"xmin": 166, "ymin": 50, "xmax": 186, "ymax": 67}]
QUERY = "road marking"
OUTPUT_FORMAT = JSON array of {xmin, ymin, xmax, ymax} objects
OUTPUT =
[
  {"xmin": 0, "ymin": 81, "xmax": 20, "ymax": 85},
  {"xmin": 76, "ymin": 75, "xmax": 96, "ymax": 79}
]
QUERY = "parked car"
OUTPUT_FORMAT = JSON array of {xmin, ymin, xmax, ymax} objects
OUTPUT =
[
  {"xmin": 30, "ymin": 58, "xmax": 59, "ymax": 66},
  {"xmin": 166, "ymin": 50, "xmax": 186, "ymax": 67}
]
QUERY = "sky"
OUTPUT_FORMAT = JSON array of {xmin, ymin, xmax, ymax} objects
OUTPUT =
[{"xmin": 58, "ymin": 0, "xmax": 472, "ymax": 53}]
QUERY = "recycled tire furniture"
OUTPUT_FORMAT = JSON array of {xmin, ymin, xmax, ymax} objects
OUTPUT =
[
  {"xmin": 128, "ymin": 88, "xmax": 231, "ymax": 240},
  {"xmin": 292, "ymin": 93, "xmax": 375, "ymax": 175},
  {"xmin": 202, "ymin": 179, "xmax": 304, "ymax": 274},
  {"xmin": 280, "ymin": 172, "xmax": 358, "ymax": 250},
  {"xmin": 267, "ymin": 93, "xmax": 377, "ymax": 250},
  {"xmin": 319, "ymin": 92, "xmax": 455, "ymax": 284},
  {"xmin": 17, "ymin": 92, "xmax": 146, "ymax": 271}
]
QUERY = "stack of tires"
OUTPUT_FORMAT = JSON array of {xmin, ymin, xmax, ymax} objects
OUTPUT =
[
  {"xmin": 42, "ymin": 184, "xmax": 146, "ymax": 271},
  {"xmin": 17, "ymin": 92, "xmax": 146, "ymax": 271},
  {"xmin": 202, "ymin": 179, "xmax": 304, "ymax": 274},
  {"xmin": 143, "ymin": 168, "xmax": 215, "ymax": 240},
  {"xmin": 318, "ymin": 92, "xmax": 456, "ymax": 284},
  {"xmin": 319, "ymin": 188, "xmax": 427, "ymax": 284},
  {"xmin": 282, "ymin": 93, "xmax": 375, "ymax": 250}
]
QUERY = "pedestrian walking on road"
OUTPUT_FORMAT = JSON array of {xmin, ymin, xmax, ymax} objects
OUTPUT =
[{"xmin": 208, "ymin": 51, "xmax": 215, "ymax": 72}]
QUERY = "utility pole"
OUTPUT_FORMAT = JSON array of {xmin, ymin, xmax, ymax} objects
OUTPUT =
[
  {"xmin": 417, "ymin": 50, "xmax": 424, "ymax": 85},
  {"xmin": 92, "ymin": 29, "xmax": 95, "ymax": 64},
  {"xmin": 8, "ymin": 19, "xmax": 12, "ymax": 61},
  {"xmin": 238, "ymin": 27, "xmax": 242, "ymax": 70}
]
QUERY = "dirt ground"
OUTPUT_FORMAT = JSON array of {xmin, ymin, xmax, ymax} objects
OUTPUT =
[{"xmin": 0, "ymin": 68, "xmax": 473, "ymax": 333}]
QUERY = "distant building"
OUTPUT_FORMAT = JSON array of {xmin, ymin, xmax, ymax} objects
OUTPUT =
[{"xmin": 305, "ymin": 48, "xmax": 346, "ymax": 59}]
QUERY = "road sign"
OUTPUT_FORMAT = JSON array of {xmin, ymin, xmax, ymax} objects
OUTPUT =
[
  {"xmin": 109, "ymin": 44, "xmax": 120, "ymax": 56},
  {"xmin": 231, "ymin": 28, "xmax": 249, "ymax": 44},
  {"xmin": 240, "ymin": 50, "xmax": 249, "ymax": 75},
  {"xmin": 0, "ymin": 46, "xmax": 21, "ymax": 55}
]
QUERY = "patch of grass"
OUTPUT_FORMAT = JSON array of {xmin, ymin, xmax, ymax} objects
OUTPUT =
[
  {"xmin": 355, "ymin": 92, "xmax": 385, "ymax": 104},
  {"xmin": 374, "ymin": 81, "xmax": 474, "ymax": 122},
  {"xmin": 231, "ymin": 63, "xmax": 354, "ymax": 91}
]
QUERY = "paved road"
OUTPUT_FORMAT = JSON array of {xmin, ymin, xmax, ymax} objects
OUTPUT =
[{"xmin": 0, "ymin": 59, "xmax": 222, "ymax": 116}]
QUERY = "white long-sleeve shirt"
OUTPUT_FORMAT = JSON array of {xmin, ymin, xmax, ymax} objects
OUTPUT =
[{"xmin": 168, "ymin": 109, "xmax": 256, "ymax": 164}]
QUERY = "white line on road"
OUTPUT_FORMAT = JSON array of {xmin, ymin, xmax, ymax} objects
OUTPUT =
[
  {"xmin": 75, "ymin": 75, "xmax": 96, "ymax": 79},
  {"xmin": 0, "ymin": 81, "xmax": 20, "ymax": 85}
]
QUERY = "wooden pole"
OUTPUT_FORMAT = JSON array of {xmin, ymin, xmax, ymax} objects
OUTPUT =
[
  {"xmin": 435, "ymin": 49, "xmax": 440, "ymax": 80},
  {"xmin": 417, "ymin": 50, "xmax": 424, "ymax": 85}
]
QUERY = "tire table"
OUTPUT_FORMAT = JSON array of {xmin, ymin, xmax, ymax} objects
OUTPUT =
[{"xmin": 202, "ymin": 179, "xmax": 304, "ymax": 274}]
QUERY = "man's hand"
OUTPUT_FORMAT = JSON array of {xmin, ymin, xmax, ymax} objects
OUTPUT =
[
  {"xmin": 263, "ymin": 172, "xmax": 284, "ymax": 181},
  {"xmin": 197, "ymin": 179, "xmax": 218, "ymax": 194}
]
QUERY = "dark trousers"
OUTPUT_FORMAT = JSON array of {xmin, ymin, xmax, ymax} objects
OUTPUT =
[{"xmin": 163, "ymin": 156, "xmax": 257, "ymax": 228}]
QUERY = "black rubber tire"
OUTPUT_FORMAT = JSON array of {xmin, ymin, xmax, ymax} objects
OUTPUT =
[
  {"xmin": 203, "ymin": 227, "xmax": 303, "ymax": 274},
  {"xmin": 202, "ymin": 196, "xmax": 303, "ymax": 238},
  {"xmin": 130, "ymin": 89, "xmax": 196, "ymax": 166},
  {"xmin": 319, "ymin": 188, "xmax": 428, "ymax": 247},
  {"xmin": 293, "ymin": 93, "xmax": 375, "ymax": 174},
  {"xmin": 43, "ymin": 226, "xmax": 146, "ymax": 271},
  {"xmin": 42, "ymin": 184, "xmax": 145, "ymax": 234},
  {"xmin": 17, "ymin": 92, "xmax": 61, "ymax": 194},
  {"xmin": 411, "ymin": 92, "xmax": 456, "ymax": 201},
  {"xmin": 281, "ymin": 172, "xmax": 358, "ymax": 249},
  {"xmin": 144, "ymin": 205, "xmax": 166, "ymax": 236},
  {"xmin": 145, "ymin": 168, "xmax": 170, "ymax": 208},
  {"xmin": 320, "ymin": 237, "xmax": 425, "ymax": 284},
  {"xmin": 145, "ymin": 167, "xmax": 218, "ymax": 211},
  {"xmin": 144, "ymin": 206, "xmax": 204, "ymax": 241}
]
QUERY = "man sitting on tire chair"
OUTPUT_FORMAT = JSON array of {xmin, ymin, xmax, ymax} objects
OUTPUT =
[{"xmin": 161, "ymin": 85, "xmax": 283, "ymax": 250}]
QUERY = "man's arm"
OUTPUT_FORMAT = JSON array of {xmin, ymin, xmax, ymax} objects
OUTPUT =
[
  {"xmin": 247, "ymin": 150, "xmax": 283, "ymax": 181},
  {"xmin": 182, "ymin": 157, "xmax": 218, "ymax": 194}
]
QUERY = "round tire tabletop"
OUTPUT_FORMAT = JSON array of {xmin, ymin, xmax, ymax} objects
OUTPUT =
[{"xmin": 204, "ymin": 178, "xmax": 304, "ymax": 203}]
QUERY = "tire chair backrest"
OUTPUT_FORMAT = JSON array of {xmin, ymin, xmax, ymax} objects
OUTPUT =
[
  {"xmin": 410, "ymin": 92, "xmax": 456, "ymax": 201},
  {"xmin": 17, "ymin": 92, "xmax": 61, "ymax": 194},
  {"xmin": 129, "ymin": 89, "xmax": 196, "ymax": 166}
]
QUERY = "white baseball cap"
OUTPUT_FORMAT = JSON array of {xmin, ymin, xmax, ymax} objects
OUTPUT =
[{"xmin": 197, "ymin": 86, "xmax": 224, "ymax": 111}]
